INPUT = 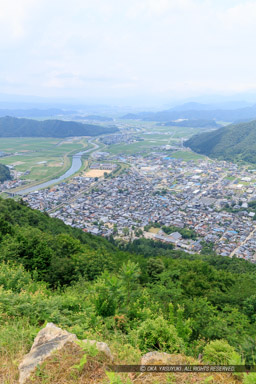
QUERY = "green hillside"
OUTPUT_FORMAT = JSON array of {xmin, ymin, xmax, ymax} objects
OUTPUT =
[
  {"xmin": 1, "ymin": 198, "xmax": 256, "ymax": 382},
  {"xmin": 0, "ymin": 163, "xmax": 11, "ymax": 182},
  {"xmin": 185, "ymin": 119, "xmax": 256, "ymax": 163},
  {"xmin": 0, "ymin": 116, "xmax": 118, "ymax": 137}
]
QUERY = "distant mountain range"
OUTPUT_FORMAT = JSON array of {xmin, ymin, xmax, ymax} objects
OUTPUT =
[
  {"xmin": 122, "ymin": 103, "xmax": 256, "ymax": 123},
  {"xmin": 0, "ymin": 108, "xmax": 77, "ymax": 118},
  {"xmin": 185, "ymin": 119, "xmax": 256, "ymax": 164},
  {"xmin": 0, "ymin": 109, "xmax": 114, "ymax": 122},
  {"xmin": 0, "ymin": 116, "xmax": 118, "ymax": 137}
]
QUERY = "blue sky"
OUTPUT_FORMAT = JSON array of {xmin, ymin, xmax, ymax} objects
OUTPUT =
[{"xmin": 1, "ymin": 0, "xmax": 256, "ymax": 105}]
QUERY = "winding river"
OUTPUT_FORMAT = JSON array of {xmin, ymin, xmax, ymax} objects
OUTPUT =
[{"xmin": 17, "ymin": 142, "xmax": 98, "ymax": 195}]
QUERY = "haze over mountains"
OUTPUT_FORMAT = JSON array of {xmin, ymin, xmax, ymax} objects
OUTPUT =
[
  {"xmin": 122, "ymin": 102, "xmax": 256, "ymax": 123},
  {"xmin": 1, "ymin": 98, "xmax": 256, "ymax": 123},
  {"xmin": 0, "ymin": 116, "xmax": 118, "ymax": 138}
]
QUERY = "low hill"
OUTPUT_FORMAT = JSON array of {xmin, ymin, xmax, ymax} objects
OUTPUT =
[
  {"xmin": 0, "ymin": 116, "xmax": 118, "ymax": 137},
  {"xmin": 185, "ymin": 119, "xmax": 256, "ymax": 163},
  {"xmin": 0, "ymin": 163, "xmax": 11, "ymax": 182}
]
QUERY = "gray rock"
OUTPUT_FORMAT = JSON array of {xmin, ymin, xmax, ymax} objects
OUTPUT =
[
  {"xmin": 19, "ymin": 323, "xmax": 114, "ymax": 384},
  {"xmin": 19, "ymin": 323, "xmax": 77, "ymax": 384},
  {"xmin": 83, "ymin": 339, "xmax": 114, "ymax": 362}
]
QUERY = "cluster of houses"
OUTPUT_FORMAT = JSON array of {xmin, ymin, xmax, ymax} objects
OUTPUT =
[
  {"xmin": 21, "ymin": 151, "xmax": 256, "ymax": 262},
  {"xmin": 100, "ymin": 134, "xmax": 143, "ymax": 145}
]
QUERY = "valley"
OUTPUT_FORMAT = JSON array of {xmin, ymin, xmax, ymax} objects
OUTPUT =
[{"xmin": 2, "ymin": 120, "xmax": 256, "ymax": 261}]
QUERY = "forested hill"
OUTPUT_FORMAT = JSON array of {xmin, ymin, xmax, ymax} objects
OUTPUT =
[
  {"xmin": 2, "ymin": 196, "xmax": 256, "ymax": 372},
  {"xmin": 0, "ymin": 116, "xmax": 118, "ymax": 137},
  {"xmin": 0, "ymin": 163, "xmax": 11, "ymax": 182},
  {"xmin": 185, "ymin": 119, "xmax": 256, "ymax": 163}
]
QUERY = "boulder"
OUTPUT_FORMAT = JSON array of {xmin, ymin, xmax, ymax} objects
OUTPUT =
[
  {"xmin": 19, "ymin": 323, "xmax": 114, "ymax": 384},
  {"xmin": 141, "ymin": 351, "xmax": 173, "ymax": 365},
  {"xmin": 19, "ymin": 323, "xmax": 77, "ymax": 384},
  {"xmin": 83, "ymin": 339, "xmax": 114, "ymax": 362}
]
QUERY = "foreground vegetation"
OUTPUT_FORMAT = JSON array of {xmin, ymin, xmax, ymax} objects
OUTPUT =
[{"xmin": 1, "ymin": 198, "xmax": 256, "ymax": 382}]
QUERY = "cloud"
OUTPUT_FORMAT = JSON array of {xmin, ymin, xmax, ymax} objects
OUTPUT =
[
  {"xmin": 0, "ymin": 0, "xmax": 39, "ymax": 40},
  {"xmin": 223, "ymin": 1, "xmax": 256, "ymax": 27},
  {"xmin": 0, "ymin": 0, "xmax": 256, "ymax": 102}
]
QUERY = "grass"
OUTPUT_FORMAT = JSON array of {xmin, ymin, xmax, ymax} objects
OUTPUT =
[
  {"xmin": 148, "ymin": 227, "xmax": 160, "ymax": 234},
  {"xmin": 107, "ymin": 139, "xmax": 173, "ymax": 155},
  {"xmin": 170, "ymin": 151, "xmax": 206, "ymax": 161},
  {"xmin": 0, "ymin": 137, "xmax": 91, "ymax": 193},
  {"xmin": 108, "ymin": 142, "xmax": 157, "ymax": 155},
  {"xmin": 0, "ymin": 319, "xmax": 39, "ymax": 384},
  {"xmin": 0, "ymin": 137, "xmax": 87, "ymax": 183},
  {"xmin": 106, "ymin": 122, "xmax": 214, "ymax": 156},
  {"xmin": 225, "ymin": 176, "xmax": 236, "ymax": 181},
  {"xmin": 0, "ymin": 339, "xmax": 243, "ymax": 384}
]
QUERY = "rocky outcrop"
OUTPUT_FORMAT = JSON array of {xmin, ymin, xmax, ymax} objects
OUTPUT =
[
  {"xmin": 19, "ymin": 323, "xmax": 113, "ymax": 384},
  {"xmin": 19, "ymin": 323, "xmax": 77, "ymax": 384}
]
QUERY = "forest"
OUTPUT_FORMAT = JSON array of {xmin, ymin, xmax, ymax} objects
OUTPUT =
[
  {"xmin": 1, "ymin": 196, "xmax": 256, "ymax": 374},
  {"xmin": 0, "ymin": 116, "xmax": 118, "ymax": 137},
  {"xmin": 185, "ymin": 119, "xmax": 256, "ymax": 163},
  {"xmin": 0, "ymin": 163, "xmax": 11, "ymax": 182}
]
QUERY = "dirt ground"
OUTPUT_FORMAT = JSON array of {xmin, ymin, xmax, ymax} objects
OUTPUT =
[{"xmin": 84, "ymin": 169, "xmax": 111, "ymax": 178}]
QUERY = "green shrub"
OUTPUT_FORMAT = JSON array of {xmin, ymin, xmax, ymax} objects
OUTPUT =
[
  {"xmin": 136, "ymin": 316, "xmax": 183, "ymax": 353},
  {"xmin": 203, "ymin": 339, "xmax": 241, "ymax": 365},
  {"xmin": 243, "ymin": 373, "xmax": 256, "ymax": 384}
]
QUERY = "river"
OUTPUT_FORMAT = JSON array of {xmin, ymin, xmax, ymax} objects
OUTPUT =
[{"xmin": 17, "ymin": 142, "xmax": 98, "ymax": 195}]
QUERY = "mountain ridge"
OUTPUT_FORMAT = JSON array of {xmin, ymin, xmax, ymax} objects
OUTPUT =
[
  {"xmin": 0, "ymin": 116, "xmax": 118, "ymax": 137},
  {"xmin": 122, "ymin": 104, "xmax": 256, "ymax": 123}
]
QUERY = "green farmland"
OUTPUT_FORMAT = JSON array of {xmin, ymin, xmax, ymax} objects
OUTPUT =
[
  {"xmin": 0, "ymin": 137, "xmax": 87, "ymax": 182},
  {"xmin": 171, "ymin": 150, "xmax": 207, "ymax": 161}
]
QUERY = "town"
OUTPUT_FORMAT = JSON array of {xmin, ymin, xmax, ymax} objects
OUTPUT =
[{"xmin": 3, "ymin": 145, "xmax": 256, "ymax": 262}]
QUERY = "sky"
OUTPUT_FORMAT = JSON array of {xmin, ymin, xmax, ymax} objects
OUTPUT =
[{"xmin": 1, "ymin": 0, "xmax": 256, "ymax": 106}]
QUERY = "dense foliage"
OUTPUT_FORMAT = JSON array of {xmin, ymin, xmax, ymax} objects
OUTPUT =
[
  {"xmin": 162, "ymin": 225, "xmax": 197, "ymax": 239},
  {"xmin": 1, "ymin": 197, "xmax": 256, "ymax": 366},
  {"xmin": 0, "ymin": 116, "xmax": 118, "ymax": 137},
  {"xmin": 0, "ymin": 163, "xmax": 11, "ymax": 182},
  {"xmin": 185, "ymin": 119, "xmax": 256, "ymax": 163}
]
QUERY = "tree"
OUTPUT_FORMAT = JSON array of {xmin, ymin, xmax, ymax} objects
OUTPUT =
[
  {"xmin": 113, "ymin": 224, "xmax": 118, "ymax": 235},
  {"xmin": 94, "ymin": 272, "xmax": 122, "ymax": 317},
  {"xmin": 119, "ymin": 261, "xmax": 140, "ymax": 305},
  {"xmin": 134, "ymin": 228, "xmax": 143, "ymax": 237},
  {"xmin": 146, "ymin": 258, "xmax": 165, "ymax": 281},
  {"xmin": 122, "ymin": 227, "xmax": 129, "ymax": 237}
]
